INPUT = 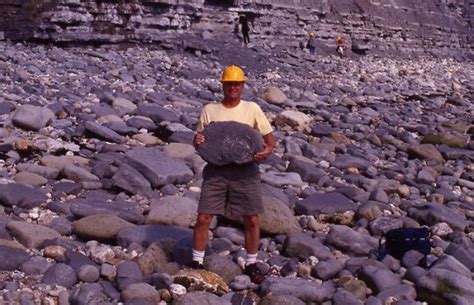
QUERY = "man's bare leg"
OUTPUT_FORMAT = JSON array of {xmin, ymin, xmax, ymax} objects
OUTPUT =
[
  {"xmin": 242, "ymin": 215, "xmax": 260, "ymax": 256},
  {"xmin": 192, "ymin": 213, "xmax": 214, "ymax": 265}
]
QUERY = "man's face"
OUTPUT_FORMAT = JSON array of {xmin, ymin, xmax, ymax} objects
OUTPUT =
[{"xmin": 222, "ymin": 81, "xmax": 244, "ymax": 100}]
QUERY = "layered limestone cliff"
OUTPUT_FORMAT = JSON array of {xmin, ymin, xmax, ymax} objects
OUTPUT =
[{"xmin": 0, "ymin": 0, "xmax": 472, "ymax": 58}]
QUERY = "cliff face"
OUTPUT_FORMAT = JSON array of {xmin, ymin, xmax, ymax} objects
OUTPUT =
[{"xmin": 0, "ymin": 0, "xmax": 472, "ymax": 58}]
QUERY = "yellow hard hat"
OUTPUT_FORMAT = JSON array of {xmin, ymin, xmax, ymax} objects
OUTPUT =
[
  {"xmin": 309, "ymin": 32, "xmax": 315, "ymax": 37},
  {"xmin": 221, "ymin": 65, "xmax": 246, "ymax": 82}
]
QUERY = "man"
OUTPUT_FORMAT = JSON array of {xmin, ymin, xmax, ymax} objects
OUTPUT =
[
  {"xmin": 307, "ymin": 32, "xmax": 317, "ymax": 55},
  {"xmin": 239, "ymin": 14, "xmax": 251, "ymax": 46},
  {"xmin": 192, "ymin": 65, "xmax": 275, "ymax": 284},
  {"xmin": 336, "ymin": 35, "xmax": 345, "ymax": 58}
]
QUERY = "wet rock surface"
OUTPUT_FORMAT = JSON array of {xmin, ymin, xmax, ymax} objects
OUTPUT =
[{"xmin": 0, "ymin": 32, "xmax": 473, "ymax": 305}]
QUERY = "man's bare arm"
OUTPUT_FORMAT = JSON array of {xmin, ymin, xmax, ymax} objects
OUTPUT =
[{"xmin": 255, "ymin": 132, "xmax": 275, "ymax": 161}]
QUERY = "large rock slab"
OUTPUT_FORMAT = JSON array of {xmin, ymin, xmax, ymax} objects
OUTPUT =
[
  {"xmin": 146, "ymin": 196, "xmax": 198, "ymax": 227},
  {"xmin": 274, "ymin": 110, "xmax": 312, "ymax": 132},
  {"xmin": 137, "ymin": 104, "xmax": 180, "ymax": 124},
  {"xmin": 0, "ymin": 245, "xmax": 30, "ymax": 271},
  {"xmin": 197, "ymin": 121, "xmax": 263, "ymax": 166},
  {"xmin": 283, "ymin": 232, "xmax": 333, "ymax": 261},
  {"xmin": 63, "ymin": 164, "xmax": 100, "ymax": 182},
  {"xmin": 73, "ymin": 214, "xmax": 135, "ymax": 241},
  {"xmin": 260, "ymin": 277, "xmax": 335, "ymax": 303},
  {"xmin": 407, "ymin": 144, "xmax": 445, "ymax": 164},
  {"xmin": 286, "ymin": 155, "xmax": 326, "ymax": 184},
  {"xmin": 116, "ymin": 224, "xmax": 193, "ymax": 248},
  {"xmin": 41, "ymin": 263, "xmax": 78, "ymax": 289},
  {"xmin": 407, "ymin": 203, "xmax": 469, "ymax": 231},
  {"xmin": 111, "ymin": 162, "xmax": 154, "ymax": 197},
  {"xmin": 294, "ymin": 192, "xmax": 358, "ymax": 215},
  {"xmin": 0, "ymin": 183, "xmax": 48, "ymax": 208},
  {"xmin": 70, "ymin": 199, "xmax": 145, "ymax": 224},
  {"xmin": 12, "ymin": 104, "xmax": 55, "ymax": 131},
  {"xmin": 263, "ymin": 85, "xmax": 287, "ymax": 105},
  {"xmin": 326, "ymin": 225, "xmax": 378, "ymax": 256},
  {"xmin": 121, "ymin": 283, "xmax": 160, "ymax": 304},
  {"xmin": 16, "ymin": 163, "xmax": 61, "ymax": 179},
  {"xmin": 173, "ymin": 291, "xmax": 231, "ymax": 305},
  {"xmin": 226, "ymin": 195, "xmax": 301, "ymax": 235},
  {"xmin": 84, "ymin": 120, "xmax": 126, "ymax": 143},
  {"xmin": 261, "ymin": 171, "xmax": 304, "ymax": 188},
  {"xmin": 126, "ymin": 147, "xmax": 193, "ymax": 187},
  {"xmin": 416, "ymin": 268, "xmax": 474, "ymax": 305},
  {"xmin": 6, "ymin": 221, "xmax": 61, "ymax": 249},
  {"xmin": 259, "ymin": 196, "xmax": 302, "ymax": 235}
]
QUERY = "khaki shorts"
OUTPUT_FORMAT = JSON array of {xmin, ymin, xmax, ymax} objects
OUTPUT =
[{"xmin": 198, "ymin": 165, "xmax": 263, "ymax": 217}]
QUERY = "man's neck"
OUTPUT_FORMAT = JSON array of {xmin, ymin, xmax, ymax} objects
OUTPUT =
[{"xmin": 221, "ymin": 98, "xmax": 241, "ymax": 108}]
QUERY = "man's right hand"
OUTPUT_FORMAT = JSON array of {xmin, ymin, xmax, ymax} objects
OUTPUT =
[{"xmin": 194, "ymin": 132, "xmax": 205, "ymax": 147}]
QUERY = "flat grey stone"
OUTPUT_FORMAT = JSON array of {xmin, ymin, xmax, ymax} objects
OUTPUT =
[
  {"xmin": 84, "ymin": 120, "xmax": 126, "ymax": 143},
  {"xmin": 311, "ymin": 259, "xmax": 344, "ymax": 280},
  {"xmin": 203, "ymin": 254, "xmax": 242, "ymax": 284},
  {"xmin": 368, "ymin": 217, "xmax": 404, "ymax": 236},
  {"xmin": 42, "ymin": 263, "xmax": 78, "ymax": 289},
  {"xmin": 332, "ymin": 154, "xmax": 371, "ymax": 170},
  {"xmin": 16, "ymin": 163, "xmax": 61, "ymax": 179},
  {"xmin": 197, "ymin": 121, "xmax": 263, "ymax": 166},
  {"xmin": 258, "ymin": 294, "xmax": 306, "ymax": 305},
  {"xmin": 14, "ymin": 171, "xmax": 48, "ymax": 186},
  {"xmin": 63, "ymin": 164, "xmax": 100, "ymax": 182},
  {"xmin": 6, "ymin": 221, "xmax": 61, "ymax": 249},
  {"xmin": 146, "ymin": 196, "xmax": 197, "ymax": 227},
  {"xmin": 376, "ymin": 284, "xmax": 416, "ymax": 304},
  {"xmin": 0, "ymin": 245, "xmax": 29, "ymax": 271},
  {"xmin": 70, "ymin": 199, "xmax": 144, "ymax": 224},
  {"xmin": 12, "ymin": 104, "xmax": 55, "ymax": 131},
  {"xmin": 260, "ymin": 277, "xmax": 335, "ymax": 303},
  {"xmin": 111, "ymin": 162, "xmax": 154, "ymax": 197},
  {"xmin": 73, "ymin": 214, "xmax": 135, "ymax": 241},
  {"xmin": 0, "ymin": 183, "xmax": 48, "ymax": 208},
  {"xmin": 286, "ymin": 155, "xmax": 326, "ymax": 184},
  {"xmin": 121, "ymin": 283, "xmax": 160, "ymax": 304},
  {"xmin": 78, "ymin": 265, "xmax": 100, "ymax": 283},
  {"xmin": 407, "ymin": 144, "xmax": 445, "ymax": 164},
  {"xmin": 116, "ymin": 224, "xmax": 193, "ymax": 248},
  {"xmin": 332, "ymin": 288, "xmax": 364, "ymax": 305},
  {"xmin": 65, "ymin": 249, "xmax": 98, "ymax": 273},
  {"xmin": 137, "ymin": 104, "xmax": 180, "ymax": 124},
  {"xmin": 326, "ymin": 225, "xmax": 378, "ymax": 256},
  {"xmin": 294, "ymin": 192, "xmax": 358, "ymax": 215},
  {"xmin": 261, "ymin": 171, "xmax": 304, "ymax": 188},
  {"xmin": 173, "ymin": 291, "xmax": 231, "ymax": 305},
  {"xmin": 21, "ymin": 256, "xmax": 52, "ymax": 275},
  {"xmin": 359, "ymin": 265, "xmax": 401, "ymax": 294},
  {"xmin": 407, "ymin": 203, "xmax": 469, "ymax": 231},
  {"xmin": 283, "ymin": 232, "xmax": 333, "ymax": 261},
  {"xmin": 126, "ymin": 147, "xmax": 193, "ymax": 187},
  {"xmin": 116, "ymin": 261, "xmax": 143, "ymax": 290},
  {"xmin": 69, "ymin": 283, "xmax": 110, "ymax": 305}
]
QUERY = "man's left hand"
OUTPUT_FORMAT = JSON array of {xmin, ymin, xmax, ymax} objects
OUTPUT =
[{"xmin": 255, "ymin": 144, "xmax": 272, "ymax": 161}]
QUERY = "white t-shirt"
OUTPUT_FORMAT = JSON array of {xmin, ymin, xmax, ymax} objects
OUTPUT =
[{"xmin": 196, "ymin": 100, "xmax": 273, "ymax": 136}]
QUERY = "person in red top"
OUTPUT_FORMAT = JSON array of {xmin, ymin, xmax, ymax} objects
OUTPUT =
[{"xmin": 336, "ymin": 35, "xmax": 345, "ymax": 58}]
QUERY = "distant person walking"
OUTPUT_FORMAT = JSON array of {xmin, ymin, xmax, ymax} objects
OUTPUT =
[
  {"xmin": 307, "ymin": 32, "xmax": 317, "ymax": 55},
  {"xmin": 336, "ymin": 35, "xmax": 345, "ymax": 58},
  {"xmin": 239, "ymin": 14, "xmax": 251, "ymax": 46}
]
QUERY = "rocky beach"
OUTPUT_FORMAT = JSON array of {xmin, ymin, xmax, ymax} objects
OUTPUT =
[{"xmin": 0, "ymin": 1, "xmax": 473, "ymax": 305}]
